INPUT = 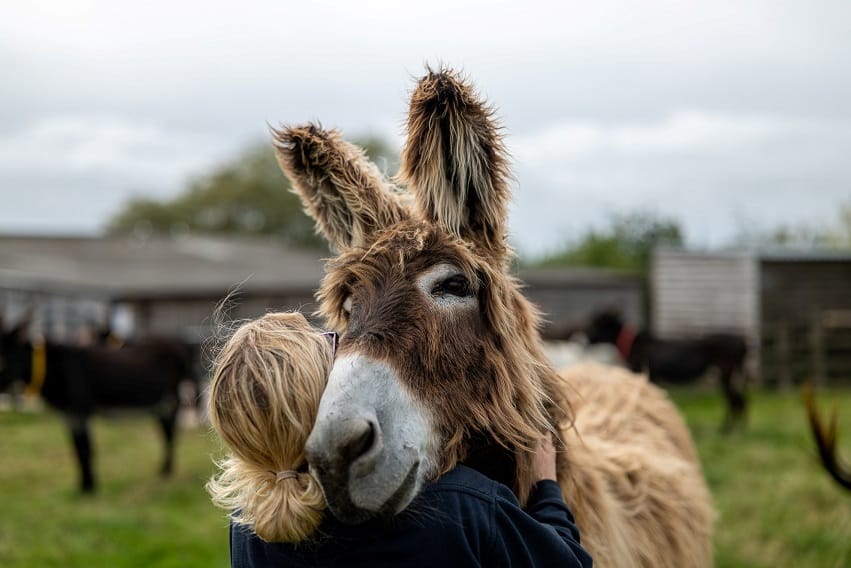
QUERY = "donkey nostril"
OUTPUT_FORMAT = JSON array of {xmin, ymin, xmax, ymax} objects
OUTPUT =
[{"xmin": 340, "ymin": 419, "xmax": 377, "ymax": 463}]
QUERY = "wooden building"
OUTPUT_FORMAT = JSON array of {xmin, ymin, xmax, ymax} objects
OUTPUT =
[
  {"xmin": 0, "ymin": 234, "xmax": 326, "ymax": 343},
  {"xmin": 652, "ymin": 248, "xmax": 851, "ymax": 385},
  {"xmin": 1, "ymin": 234, "xmax": 644, "ymax": 348},
  {"xmin": 518, "ymin": 267, "xmax": 645, "ymax": 338}
]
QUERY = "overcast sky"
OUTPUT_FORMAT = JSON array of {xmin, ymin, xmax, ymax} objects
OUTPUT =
[{"xmin": 2, "ymin": 0, "xmax": 850, "ymax": 256}]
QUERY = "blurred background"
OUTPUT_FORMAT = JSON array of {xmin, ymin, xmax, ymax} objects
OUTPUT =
[{"xmin": 1, "ymin": 1, "xmax": 850, "ymax": 567}]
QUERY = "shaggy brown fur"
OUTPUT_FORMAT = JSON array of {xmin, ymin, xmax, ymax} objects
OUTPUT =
[
  {"xmin": 557, "ymin": 363, "xmax": 714, "ymax": 567},
  {"xmin": 273, "ymin": 124, "xmax": 407, "ymax": 252},
  {"xmin": 315, "ymin": 221, "xmax": 561, "ymax": 504},
  {"xmin": 272, "ymin": 66, "xmax": 714, "ymax": 566},
  {"xmin": 398, "ymin": 67, "xmax": 511, "ymax": 259}
]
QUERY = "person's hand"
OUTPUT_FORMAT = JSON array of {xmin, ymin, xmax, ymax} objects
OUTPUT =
[{"xmin": 533, "ymin": 431, "xmax": 558, "ymax": 482}]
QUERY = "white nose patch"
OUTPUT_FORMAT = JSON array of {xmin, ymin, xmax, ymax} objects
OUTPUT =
[{"xmin": 310, "ymin": 353, "xmax": 435, "ymax": 511}]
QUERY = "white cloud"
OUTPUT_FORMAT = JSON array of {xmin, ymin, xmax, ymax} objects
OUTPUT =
[
  {"xmin": 511, "ymin": 111, "xmax": 851, "ymax": 162},
  {"xmin": 4, "ymin": 1, "xmax": 847, "ymax": 66},
  {"xmin": 0, "ymin": 115, "xmax": 236, "ymax": 234},
  {"xmin": 507, "ymin": 110, "xmax": 851, "ymax": 254},
  {"xmin": 0, "ymin": 115, "xmax": 228, "ymax": 184},
  {"xmin": 2, "ymin": 1, "xmax": 850, "ymax": 250}
]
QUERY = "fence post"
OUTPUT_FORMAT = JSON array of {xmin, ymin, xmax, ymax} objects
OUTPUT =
[
  {"xmin": 777, "ymin": 320, "xmax": 791, "ymax": 391},
  {"xmin": 811, "ymin": 310, "xmax": 825, "ymax": 390}
]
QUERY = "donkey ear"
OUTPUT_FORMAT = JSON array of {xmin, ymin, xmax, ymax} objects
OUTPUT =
[
  {"xmin": 272, "ymin": 124, "xmax": 409, "ymax": 252},
  {"xmin": 398, "ymin": 68, "xmax": 511, "ymax": 258}
]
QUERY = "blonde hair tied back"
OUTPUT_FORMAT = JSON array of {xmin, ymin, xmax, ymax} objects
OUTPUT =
[{"xmin": 206, "ymin": 312, "xmax": 333, "ymax": 543}]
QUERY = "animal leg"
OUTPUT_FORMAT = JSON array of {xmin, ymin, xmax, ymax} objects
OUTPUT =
[
  {"xmin": 67, "ymin": 415, "xmax": 95, "ymax": 493},
  {"xmin": 719, "ymin": 367, "xmax": 747, "ymax": 433},
  {"xmin": 157, "ymin": 400, "xmax": 179, "ymax": 476}
]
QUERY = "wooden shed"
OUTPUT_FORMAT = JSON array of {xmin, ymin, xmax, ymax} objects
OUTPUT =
[
  {"xmin": 1, "ymin": 235, "xmax": 645, "ymax": 347},
  {"xmin": 519, "ymin": 267, "xmax": 645, "ymax": 338},
  {"xmin": 652, "ymin": 248, "xmax": 851, "ymax": 386},
  {"xmin": 0, "ymin": 234, "xmax": 326, "ymax": 343}
]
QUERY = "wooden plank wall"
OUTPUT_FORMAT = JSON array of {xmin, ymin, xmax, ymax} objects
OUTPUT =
[
  {"xmin": 651, "ymin": 250, "xmax": 759, "ymax": 338},
  {"xmin": 760, "ymin": 261, "xmax": 851, "ymax": 386},
  {"xmin": 0, "ymin": 286, "xmax": 108, "ymax": 342},
  {"xmin": 521, "ymin": 272, "xmax": 644, "ymax": 338},
  {"xmin": 131, "ymin": 292, "xmax": 320, "ymax": 341},
  {"xmin": 651, "ymin": 249, "xmax": 761, "ymax": 379},
  {"xmin": 760, "ymin": 261, "xmax": 851, "ymax": 325}
]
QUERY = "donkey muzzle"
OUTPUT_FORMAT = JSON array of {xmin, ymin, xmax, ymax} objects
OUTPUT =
[{"xmin": 305, "ymin": 354, "xmax": 432, "ymax": 523}]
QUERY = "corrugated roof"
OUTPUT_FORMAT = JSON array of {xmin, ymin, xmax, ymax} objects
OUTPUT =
[
  {"xmin": 655, "ymin": 245, "xmax": 851, "ymax": 262},
  {"xmin": 518, "ymin": 267, "xmax": 641, "ymax": 286},
  {"xmin": 756, "ymin": 248, "xmax": 851, "ymax": 262},
  {"xmin": 0, "ymin": 234, "xmax": 327, "ymax": 299},
  {"xmin": 0, "ymin": 234, "xmax": 646, "ymax": 299}
]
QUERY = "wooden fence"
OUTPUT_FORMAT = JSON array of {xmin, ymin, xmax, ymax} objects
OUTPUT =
[{"xmin": 761, "ymin": 309, "xmax": 851, "ymax": 388}]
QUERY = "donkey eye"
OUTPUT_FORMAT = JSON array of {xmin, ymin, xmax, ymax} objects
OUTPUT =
[
  {"xmin": 342, "ymin": 296, "xmax": 353, "ymax": 314},
  {"xmin": 432, "ymin": 275, "xmax": 471, "ymax": 297}
]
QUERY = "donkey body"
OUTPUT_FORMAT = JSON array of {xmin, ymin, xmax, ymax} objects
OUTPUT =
[
  {"xmin": 1, "ymin": 325, "xmax": 196, "ymax": 492},
  {"xmin": 587, "ymin": 310, "xmax": 749, "ymax": 430},
  {"xmin": 274, "ymin": 68, "xmax": 714, "ymax": 567}
]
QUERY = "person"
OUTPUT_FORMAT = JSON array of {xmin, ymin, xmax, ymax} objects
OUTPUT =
[{"xmin": 207, "ymin": 312, "xmax": 592, "ymax": 567}]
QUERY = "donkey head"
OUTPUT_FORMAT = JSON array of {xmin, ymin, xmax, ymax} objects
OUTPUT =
[
  {"xmin": 586, "ymin": 309, "xmax": 627, "ymax": 345},
  {"xmin": 274, "ymin": 68, "xmax": 565, "ymax": 524}
]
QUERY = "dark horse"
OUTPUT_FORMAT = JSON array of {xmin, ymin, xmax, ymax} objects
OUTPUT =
[
  {"xmin": 1, "ymin": 319, "xmax": 198, "ymax": 492},
  {"xmin": 586, "ymin": 310, "xmax": 749, "ymax": 430},
  {"xmin": 803, "ymin": 385, "xmax": 851, "ymax": 490}
]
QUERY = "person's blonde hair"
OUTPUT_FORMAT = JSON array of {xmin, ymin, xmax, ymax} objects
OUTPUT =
[{"xmin": 206, "ymin": 312, "xmax": 332, "ymax": 542}]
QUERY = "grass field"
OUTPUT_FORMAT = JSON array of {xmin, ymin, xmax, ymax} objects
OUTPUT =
[
  {"xmin": 1, "ymin": 388, "xmax": 849, "ymax": 567},
  {"xmin": 675, "ymin": 387, "xmax": 851, "ymax": 568}
]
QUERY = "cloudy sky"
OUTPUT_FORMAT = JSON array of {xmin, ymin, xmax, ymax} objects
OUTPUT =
[{"xmin": 2, "ymin": 0, "xmax": 849, "ymax": 256}]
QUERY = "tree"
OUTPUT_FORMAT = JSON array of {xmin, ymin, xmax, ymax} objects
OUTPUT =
[
  {"xmin": 107, "ymin": 135, "xmax": 397, "ymax": 249},
  {"xmin": 533, "ymin": 211, "xmax": 684, "ymax": 274}
]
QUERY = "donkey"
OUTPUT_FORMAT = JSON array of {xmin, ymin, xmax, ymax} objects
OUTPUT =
[
  {"xmin": 273, "ymin": 68, "xmax": 714, "ymax": 567},
  {"xmin": 803, "ymin": 385, "xmax": 851, "ymax": 490},
  {"xmin": 586, "ymin": 309, "xmax": 749, "ymax": 431},
  {"xmin": 1, "ymin": 319, "xmax": 198, "ymax": 493}
]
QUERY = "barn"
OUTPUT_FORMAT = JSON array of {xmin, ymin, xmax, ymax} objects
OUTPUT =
[
  {"xmin": 0, "ymin": 233, "xmax": 644, "ymax": 348},
  {"xmin": 0, "ymin": 234, "xmax": 326, "ymax": 343},
  {"xmin": 652, "ymin": 247, "xmax": 851, "ymax": 386},
  {"xmin": 520, "ymin": 267, "xmax": 645, "ymax": 338}
]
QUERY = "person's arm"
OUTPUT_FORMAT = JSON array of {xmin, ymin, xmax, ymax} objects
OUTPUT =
[
  {"xmin": 486, "ymin": 433, "xmax": 592, "ymax": 567},
  {"xmin": 524, "ymin": 478, "xmax": 585, "ymax": 552},
  {"xmin": 489, "ymin": 487, "xmax": 592, "ymax": 567},
  {"xmin": 526, "ymin": 432, "xmax": 584, "ymax": 544}
]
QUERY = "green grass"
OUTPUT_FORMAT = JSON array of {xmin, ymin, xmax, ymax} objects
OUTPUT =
[
  {"xmin": 672, "ymin": 388, "xmax": 851, "ymax": 568},
  {"xmin": 0, "ymin": 411, "xmax": 229, "ymax": 568},
  {"xmin": 1, "ymin": 389, "xmax": 850, "ymax": 567}
]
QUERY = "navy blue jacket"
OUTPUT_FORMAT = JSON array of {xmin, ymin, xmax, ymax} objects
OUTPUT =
[{"xmin": 230, "ymin": 465, "xmax": 592, "ymax": 567}]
